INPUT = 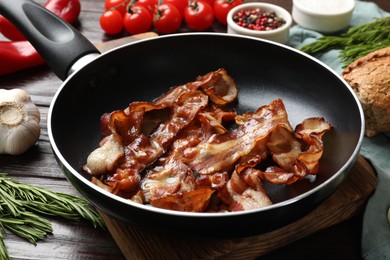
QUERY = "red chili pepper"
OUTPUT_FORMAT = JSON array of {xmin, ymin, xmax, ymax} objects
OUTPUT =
[
  {"xmin": 0, "ymin": 16, "xmax": 25, "ymax": 41},
  {"xmin": 44, "ymin": 0, "xmax": 81, "ymax": 26},
  {"xmin": 0, "ymin": 0, "xmax": 81, "ymax": 41},
  {"xmin": 0, "ymin": 0, "xmax": 81, "ymax": 76},
  {"xmin": 0, "ymin": 41, "xmax": 45, "ymax": 76}
]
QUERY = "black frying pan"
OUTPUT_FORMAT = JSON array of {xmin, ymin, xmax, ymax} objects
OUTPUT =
[{"xmin": 0, "ymin": 0, "xmax": 364, "ymax": 238}]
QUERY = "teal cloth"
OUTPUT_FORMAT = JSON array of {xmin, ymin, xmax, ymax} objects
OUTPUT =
[{"xmin": 287, "ymin": 1, "xmax": 390, "ymax": 259}]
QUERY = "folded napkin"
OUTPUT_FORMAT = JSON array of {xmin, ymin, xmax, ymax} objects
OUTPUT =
[{"xmin": 288, "ymin": 1, "xmax": 390, "ymax": 259}]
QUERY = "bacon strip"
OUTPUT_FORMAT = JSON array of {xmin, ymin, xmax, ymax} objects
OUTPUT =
[
  {"xmin": 83, "ymin": 134, "xmax": 124, "ymax": 175},
  {"xmin": 150, "ymin": 187, "xmax": 215, "ymax": 212},
  {"xmin": 153, "ymin": 68, "xmax": 238, "ymax": 106},
  {"xmin": 183, "ymin": 99, "xmax": 292, "ymax": 175},
  {"xmin": 195, "ymin": 68, "xmax": 238, "ymax": 105},
  {"xmin": 219, "ymin": 169, "xmax": 272, "ymax": 211},
  {"xmin": 141, "ymin": 106, "xmax": 232, "ymax": 208},
  {"xmin": 260, "ymin": 117, "xmax": 332, "ymax": 184},
  {"xmin": 110, "ymin": 91, "xmax": 209, "ymax": 195}
]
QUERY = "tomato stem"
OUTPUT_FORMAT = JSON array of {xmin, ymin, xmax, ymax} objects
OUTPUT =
[
  {"xmin": 188, "ymin": 0, "xmax": 198, "ymax": 10},
  {"xmin": 108, "ymin": 0, "xmax": 131, "ymax": 11}
]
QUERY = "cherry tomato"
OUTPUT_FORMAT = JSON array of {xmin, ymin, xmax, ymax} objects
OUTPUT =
[
  {"xmin": 199, "ymin": 0, "xmax": 214, "ymax": 8},
  {"xmin": 184, "ymin": 1, "xmax": 214, "ymax": 31},
  {"xmin": 100, "ymin": 10, "xmax": 124, "ymax": 34},
  {"xmin": 153, "ymin": 3, "xmax": 182, "ymax": 34},
  {"xmin": 123, "ymin": 6, "xmax": 152, "ymax": 35},
  {"xmin": 136, "ymin": 0, "xmax": 158, "ymax": 14},
  {"xmin": 214, "ymin": 0, "xmax": 243, "ymax": 25},
  {"xmin": 105, "ymin": 0, "xmax": 128, "ymax": 15},
  {"xmin": 163, "ymin": 0, "xmax": 188, "ymax": 16}
]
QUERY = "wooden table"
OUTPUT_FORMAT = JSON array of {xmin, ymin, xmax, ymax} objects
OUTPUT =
[{"xmin": 0, "ymin": 0, "xmax": 389, "ymax": 259}]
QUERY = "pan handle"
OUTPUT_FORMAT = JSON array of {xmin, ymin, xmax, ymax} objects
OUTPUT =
[{"xmin": 0, "ymin": 0, "xmax": 100, "ymax": 80}]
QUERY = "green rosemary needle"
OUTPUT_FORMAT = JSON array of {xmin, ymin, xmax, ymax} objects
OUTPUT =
[
  {"xmin": 0, "ymin": 212, "xmax": 52, "ymax": 244},
  {"xmin": 0, "ymin": 174, "xmax": 105, "ymax": 228},
  {"xmin": 0, "ymin": 172, "xmax": 105, "ymax": 259},
  {"xmin": 0, "ymin": 232, "xmax": 8, "ymax": 260},
  {"xmin": 300, "ymin": 17, "xmax": 390, "ymax": 68}
]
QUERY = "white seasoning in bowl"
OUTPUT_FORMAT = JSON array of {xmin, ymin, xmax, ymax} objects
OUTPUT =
[
  {"xmin": 295, "ymin": 0, "xmax": 354, "ymax": 14},
  {"xmin": 292, "ymin": 0, "xmax": 355, "ymax": 33}
]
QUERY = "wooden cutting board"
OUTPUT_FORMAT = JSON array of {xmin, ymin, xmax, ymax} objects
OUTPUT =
[
  {"xmin": 95, "ymin": 33, "xmax": 377, "ymax": 259},
  {"xmin": 95, "ymin": 32, "xmax": 158, "ymax": 52}
]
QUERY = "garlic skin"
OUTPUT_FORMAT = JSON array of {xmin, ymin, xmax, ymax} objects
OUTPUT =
[
  {"xmin": 0, "ymin": 89, "xmax": 41, "ymax": 155},
  {"xmin": 388, "ymin": 208, "xmax": 390, "ymax": 225}
]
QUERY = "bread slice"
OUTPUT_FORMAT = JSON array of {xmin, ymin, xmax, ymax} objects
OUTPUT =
[{"xmin": 342, "ymin": 47, "xmax": 390, "ymax": 137}]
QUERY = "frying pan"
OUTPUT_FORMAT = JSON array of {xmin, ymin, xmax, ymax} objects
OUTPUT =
[{"xmin": 1, "ymin": 0, "xmax": 364, "ymax": 238}]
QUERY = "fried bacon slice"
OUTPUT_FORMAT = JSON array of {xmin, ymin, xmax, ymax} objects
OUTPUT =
[
  {"xmin": 83, "ymin": 134, "xmax": 124, "ymax": 175},
  {"xmin": 153, "ymin": 68, "xmax": 238, "ymax": 106},
  {"xmin": 109, "ymin": 91, "xmax": 209, "ymax": 195},
  {"xmin": 219, "ymin": 169, "xmax": 272, "ymax": 211},
  {"xmin": 141, "ymin": 106, "xmax": 233, "ymax": 209},
  {"xmin": 183, "ymin": 99, "xmax": 292, "ymax": 175},
  {"xmin": 260, "ymin": 117, "xmax": 332, "ymax": 184},
  {"xmin": 150, "ymin": 187, "xmax": 215, "ymax": 212},
  {"xmin": 84, "ymin": 69, "xmax": 332, "ymax": 213}
]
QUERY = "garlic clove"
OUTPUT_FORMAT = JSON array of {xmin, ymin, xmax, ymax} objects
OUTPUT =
[
  {"xmin": 388, "ymin": 208, "xmax": 390, "ymax": 225},
  {"xmin": 0, "ymin": 89, "xmax": 41, "ymax": 155}
]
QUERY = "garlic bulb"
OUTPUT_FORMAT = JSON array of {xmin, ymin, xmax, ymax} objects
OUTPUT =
[
  {"xmin": 388, "ymin": 208, "xmax": 390, "ymax": 225},
  {"xmin": 0, "ymin": 89, "xmax": 41, "ymax": 155}
]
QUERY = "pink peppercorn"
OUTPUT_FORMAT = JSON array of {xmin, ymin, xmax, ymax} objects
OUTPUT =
[{"xmin": 233, "ymin": 8, "xmax": 286, "ymax": 31}]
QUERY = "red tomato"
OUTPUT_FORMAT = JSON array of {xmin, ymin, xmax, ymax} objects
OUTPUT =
[
  {"xmin": 100, "ymin": 10, "xmax": 124, "ymax": 34},
  {"xmin": 136, "ymin": 0, "xmax": 158, "ymax": 14},
  {"xmin": 184, "ymin": 1, "xmax": 214, "ymax": 31},
  {"xmin": 153, "ymin": 3, "xmax": 182, "ymax": 34},
  {"xmin": 105, "ymin": 0, "xmax": 128, "ymax": 15},
  {"xmin": 214, "ymin": 0, "xmax": 243, "ymax": 25},
  {"xmin": 163, "ymin": 0, "xmax": 188, "ymax": 15},
  {"xmin": 123, "ymin": 6, "xmax": 152, "ymax": 35},
  {"xmin": 199, "ymin": 0, "xmax": 214, "ymax": 8}
]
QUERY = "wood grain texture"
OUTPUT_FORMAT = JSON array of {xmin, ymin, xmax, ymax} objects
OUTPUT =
[{"xmin": 95, "ymin": 32, "xmax": 158, "ymax": 52}]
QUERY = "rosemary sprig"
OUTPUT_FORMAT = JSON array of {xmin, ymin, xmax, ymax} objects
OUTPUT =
[
  {"xmin": 300, "ymin": 17, "xmax": 390, "ymax": 68},
  {"xmin": 0, "ymin": 232, "xmax": 8, "ymax": 260},
  {"xmin": 1, "ymin": 177, "xmax": 104, "ymax": 228},
  {"xmin": 0, "ymin": 173, "xmax": 105, "ymax": 259},
  {"xmin": 0, "ymin": 212, "xmax": 52, "ymax": 244}
]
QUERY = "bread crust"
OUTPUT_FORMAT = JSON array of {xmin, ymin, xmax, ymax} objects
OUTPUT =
[{"xmin": 342, "ymin": 47, "xmax": 390, "ymax": 137}]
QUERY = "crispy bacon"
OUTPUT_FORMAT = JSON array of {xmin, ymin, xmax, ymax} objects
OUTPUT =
[
  {"xmin": 183, "ymin": 99, "xmax": 292, "ymax": 175},
  {"xmin": 141, "ymin": 106, "xmax": 233, "ymax": 208},
  {"xmin": 260, "ymin": 117, "xmax": 332, "ymax": 184},
  {"xmin": 109, "ymin": 91, "xmax": 209, "ymax": 195},
  {"xmin": 235, "ymin": 135, "xmax": 269, "ymax": 174},
  {"xmin": 153, "ymin": 68, "xmax": 238, "ymax": 106},
  {"xmin": 83, "ymin": 134, "xmax": 124, "ymax": 175},
  {"xmin": 84, "ymin": 69, "xmax": 332, "ymax": 213},
  {"xmin": 141, "ymin": 158, "xmax": 195, "ymax": 203},
  {"xmin": 150, "ymin": 187, "xmax": 215, "ymax": 212},
  {"xmin": 268, "ymin": 125, "xmax": 302, "ymax": 170},
  {"xmin": 195, "ymin": 68, "xmax": 238, "ymax": 105},
  {"xmin": 295, "ymin": 117, "xmax": 332, "ymax": 174},
  {"xmin": 219, "ymin": 170, "xmax": 272, "ymax": 211}
]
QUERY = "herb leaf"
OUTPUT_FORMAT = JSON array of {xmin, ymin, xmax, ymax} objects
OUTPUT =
[
  {"xmin": 300, "ymin": 17, "xmax": 390, "ymax": 68},
  {"xmin": 0, "ymin": 173, "xmax": 105, "ymax": 259}
]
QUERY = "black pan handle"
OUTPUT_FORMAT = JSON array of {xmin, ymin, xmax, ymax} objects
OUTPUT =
[{"xmin": 0, "ymin": 0, "xmax": 100, "ymax": 80}]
